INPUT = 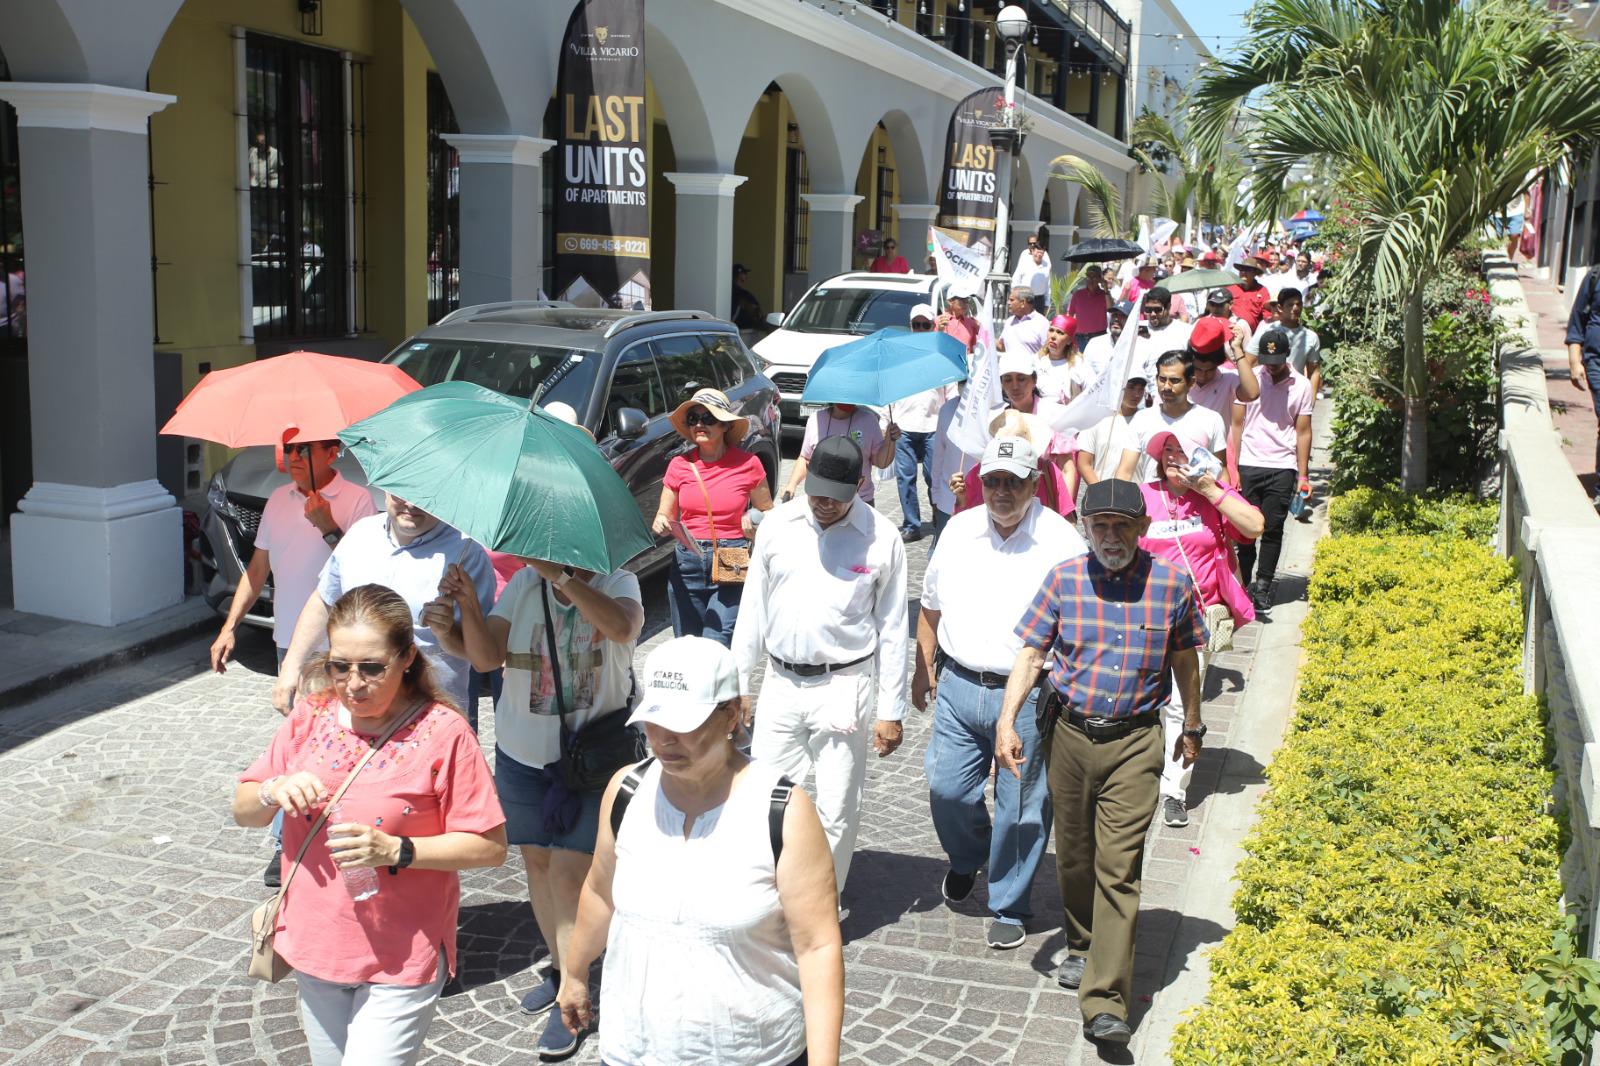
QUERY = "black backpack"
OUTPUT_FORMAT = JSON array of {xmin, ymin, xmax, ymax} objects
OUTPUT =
[{"xmin": 609, "ymin": 758, "xmax": 795, "ymax": 862}]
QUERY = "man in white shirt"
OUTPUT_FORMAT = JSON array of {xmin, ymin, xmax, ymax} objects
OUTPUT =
[
  {"xmin": 997, "ymin": 288, "xmax": 1049, "ymax": 356},
  {"xmin": 1081, "ymin": 304, "xmax": 1129, "ymax": 381},
  {"xmin": 1246, "ymin": 285, "xmax": 1322, "ymax": 393},
  {"xmin": 1133, "ymin": 287, "xmax": 1193, "ymax": 381},
  {"xmin": 1074, "ymin": 375, "xmax": 1148, "ymax": 488},
  {"xmin": 273, "ymin": 493, "xmax": 497, "ymax": 716},
  {"xmin": 913, "ymin": 435, "xmax": 1087, "ymax": 949},
  {"xmin": 734, "ymin": 435, "xmax": 909, "ymax": 894},
  {"xmin": 893, "ymin": 303, "xmax": 959, "ymax": 543},
  {"xmin": 929, "ymin": 392, "xmax": 976, "ymax": 544},
  {"xmin": 1011, "ymin": 236, "xmax": 1052, "ymax": 314},
  {"xmin": 1116, "ymin": 351, "xmax": 1229, "ymax": 483}
]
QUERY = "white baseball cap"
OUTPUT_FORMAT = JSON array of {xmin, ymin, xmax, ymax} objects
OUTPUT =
[
  {"xmin": 909, "ymin": 302, "xmax": 936, "ymax": 324},
  {"xmin": 980, "ymin": 434, "xmax": 1038, "ymax": 478},
  {"xmin": 997, "ymin": 348, "xmax": 1038, "ymax": 377},
  {"xmin": 627, "ymin": 636, "xmax": 742, "ymax": 733}
]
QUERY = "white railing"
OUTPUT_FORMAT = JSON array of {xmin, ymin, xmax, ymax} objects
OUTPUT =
[{"xmin": 1489, "ymin": 256, "xmax": 1600, "ymax": 966}]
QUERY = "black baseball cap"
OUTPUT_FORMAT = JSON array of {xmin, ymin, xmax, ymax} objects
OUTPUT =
[
  {"xmin": 1079, "ymin": 478, "xmax": 1146, "ymax": 519},
  {"xmin": 1257, "ymin": 328, "xmax": 1291, "ymax": 365},
  {"xmin": 805, "ymin": 435, "xmax": 864, "ymax": 502},
  {"xmin": 1205, "ymin": 289, "xmax": 1231, "ymax": 306}
]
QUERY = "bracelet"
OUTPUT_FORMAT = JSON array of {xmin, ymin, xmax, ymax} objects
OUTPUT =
[{"xmin": 258, "ymin": 776, "xmax": 282, "ymax": 808}]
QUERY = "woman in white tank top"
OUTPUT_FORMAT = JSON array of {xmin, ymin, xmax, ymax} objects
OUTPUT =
[{"xmin": 557, "ymin": 636, "xmax": 844, "ymax": 1066}]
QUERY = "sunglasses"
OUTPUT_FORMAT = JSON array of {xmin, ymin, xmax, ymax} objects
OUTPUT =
[
  {"xmin": 325, "ymin": 657, "xmax": 398, "ymax": 681},
  {"xmin": 684, "ymin": 410, "xmax": 722, "ymax": 428},
  {"xmin": 285, "ymin": 442, "xmax": 325, "ymax": 459},
  {"xmin": 911, "ymin": 320, "xmax": 934, "ymax": 331},
  {"xmin": 981, "ymin": 473, "xmax": 1027, "ymax": 491},
  {"xmin": 884, "ymin": 242, "xmax": 897, "ymax": 249}
]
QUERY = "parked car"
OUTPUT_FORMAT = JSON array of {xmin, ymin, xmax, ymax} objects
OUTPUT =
[
  {"xmin": 199, "ymin": 304, "xmax": 782, "ymax": 632},
  {"xmin": 752, "ymin": 271, "xmax": 951, "ymax": 434}
]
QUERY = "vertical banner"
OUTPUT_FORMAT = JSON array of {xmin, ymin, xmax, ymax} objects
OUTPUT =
[
  {"xmin": 554, "ymin": 0, "xmax": 651, "ymax": 310},
  {"xmin": 936, "ymin": 87, "xmax": 1005, "ymax": 273}
]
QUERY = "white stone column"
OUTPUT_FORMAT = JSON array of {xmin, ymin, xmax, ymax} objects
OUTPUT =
[
  {"xmin": 891, "ymin": 202, "xmax": 939, "ymax": 265},
  {"xmin": 664, "ymin": 172, "xmax": 746, "ymax": 319},
  {"xmin": 801, "ymin": 192, "xmax": 864, "ymax": 287},
  {"xmin": 0, "ymin": 83, "xmax": 179, "ymax": 625},
  {"xmin": 1047, "ymin": 223, "xmax": 1078, "ymax": 269},
  {"xmin": 443, "ymin": 134, "xmax": 554, "ymax": 305}
]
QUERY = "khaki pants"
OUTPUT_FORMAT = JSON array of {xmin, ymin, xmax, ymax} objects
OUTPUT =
[{"xmin": 1045, "ymin": 708, "xmax": 1164, "ymax": 1021}]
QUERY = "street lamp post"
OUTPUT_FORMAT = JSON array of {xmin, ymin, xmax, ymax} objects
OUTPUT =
[{"xmin": 987, "ymin": 4, "xmax": 1029, "ymax": 338}]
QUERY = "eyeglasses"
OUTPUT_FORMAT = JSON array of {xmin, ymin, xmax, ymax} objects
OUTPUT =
[
  {"xmin": 325, "ymin": 657, "xmax": 398, "ymax": 681},
  {"xmin": 684, "ymin": 410, "xmax": 721, "ymax": 427},
  {"xmin": 285, "ymin": 442, "xmax": 326, "ymax": 459},
  {"xmin": 884, "ymin": 242, "xmax": 897, "ymax": 250},
  {"xmin": 911, "ymin": 320, "xmax": 934, "ymax": 331}
]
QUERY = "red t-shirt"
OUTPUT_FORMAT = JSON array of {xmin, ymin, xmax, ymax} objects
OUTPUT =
[
  {"xmin": 870, "ymin": 255, "xmax": 911, "ymax": 274},
  {"xmin": 240, "ymin": 695, "xmax": 505, "ymax": 984},
  {"xmin": 664, "ymin": 446, "xmax": 766, "ymax": 541},
  {"xmin": 1228, "ymin": 283, "xmax": 1270, "ymax": 332}
]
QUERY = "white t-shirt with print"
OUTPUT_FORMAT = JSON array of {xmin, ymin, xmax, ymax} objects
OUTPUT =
[{"xmin": 491, "ymin": 567, "xmax": 642, "ymax": 769}]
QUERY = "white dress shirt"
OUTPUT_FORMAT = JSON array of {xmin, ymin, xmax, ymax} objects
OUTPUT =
[
  {"xmin": 1011, "ymin": 250, "xmax": 1052, "ymax": 296},
  {"xmin": 732, "ymin": 497, "xmax": 908, "ymax": 721},
  {"xmin": 921, "ymin": 501, "xmax": 1087, "ymax": 673}
]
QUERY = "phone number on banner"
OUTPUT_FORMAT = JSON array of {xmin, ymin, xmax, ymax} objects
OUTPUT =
[{"xmin": 558, "ymin": 233, "xmax": 651, "ymax": 257}]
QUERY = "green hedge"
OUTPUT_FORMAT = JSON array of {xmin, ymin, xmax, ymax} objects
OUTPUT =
[
  {"xmin": 1328, "ymin": 486, "xmax": 1499, "ymax": 544},
  {"xmin": 1170, "ymin": 504, "xmax": 1562, "ymax": 1063}
]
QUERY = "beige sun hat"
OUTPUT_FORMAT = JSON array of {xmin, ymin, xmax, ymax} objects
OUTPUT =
[
  {"xmin": 668, "ymin": 387, "xmax": 750, "ymax": 442},
  {"xmin": 987, "ymin": 408, "xmax": 1053, "ymax": 459}
]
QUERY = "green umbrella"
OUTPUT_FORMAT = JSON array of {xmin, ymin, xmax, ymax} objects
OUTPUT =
[
  {"xmin": 338, "ymin": 381, "xmax": 652, "ymax": 573},
  {"xmin": 1159, "ymin": 267, "xmax": 1242, "ymax": 295}
]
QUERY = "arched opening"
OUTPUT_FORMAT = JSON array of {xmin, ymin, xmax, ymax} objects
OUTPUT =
[{"xmin": 728, "ymin": 81, "xmax": 820, "ymax": 318}]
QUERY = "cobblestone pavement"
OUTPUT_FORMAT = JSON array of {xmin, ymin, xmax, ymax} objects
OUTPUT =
[{"xmin": 0, "ymin": 456, "xmax": 1276, "ymax": 1065}]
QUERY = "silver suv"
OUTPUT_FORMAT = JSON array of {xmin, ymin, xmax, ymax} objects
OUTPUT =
[{"xmin": 200, "ymin": 305, "xmax": 781, "ymax": 631}]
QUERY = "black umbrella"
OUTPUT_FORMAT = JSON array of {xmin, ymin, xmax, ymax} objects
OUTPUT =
[{"xmin": 1060, "ymin": 237, "xmax": 1144, "ymax": 263}]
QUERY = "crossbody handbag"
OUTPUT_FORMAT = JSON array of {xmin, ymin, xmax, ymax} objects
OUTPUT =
[
  {"xmin": 688, "ymin": 460, "xmax": 750, "ymax": 584},
  {"xmin": 542, "ymin": 581, "xmax": 646, "ymax": 793},
  {"xmin": 1160, "ymin": 488, "xmax": 1236, "ymax": 653},
  {"xmin": 248, "ymin": 697, "xmax": 427, "ymax": 983}
]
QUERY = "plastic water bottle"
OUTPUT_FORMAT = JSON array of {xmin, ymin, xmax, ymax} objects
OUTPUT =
[
  {"xmin": 329, "ymin": 804, "xmax": 379, "ymax": 902},
  {"xmin": 1184, "ymin": 446, "xmax": 1223, "ymax": 482}
]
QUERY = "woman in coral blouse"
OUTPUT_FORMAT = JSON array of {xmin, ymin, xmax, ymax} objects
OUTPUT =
[{"xmin": 234, "ymin": 583, "xmax": 507, "ymax": 1066}]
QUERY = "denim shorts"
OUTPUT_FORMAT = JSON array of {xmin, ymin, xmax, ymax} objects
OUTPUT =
[{"xmin": 494, "ymin": 746, "xmax": 603, "ymax": 853}]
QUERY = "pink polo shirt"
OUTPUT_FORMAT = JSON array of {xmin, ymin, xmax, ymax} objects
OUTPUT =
[
  {"xmin": 1138, "ymin": 482, "xmax": 1256, "ymax": 627},
  {"xmin": 1238, "ymin": 369, "xmax": 1315, "ymax": 470},
  {"xmin": 241, "ymin": 694, "xmax": 505, "ymax": 985}
]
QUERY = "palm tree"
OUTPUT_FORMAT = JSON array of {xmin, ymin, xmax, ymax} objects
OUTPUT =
[
  {"xmin": 1048, "ymin": 155, "xmax": 1138, "ymax": 241},
  {"xmin": 1190, "ymin": 0, "xmax": 1600, "ymax": 491}
]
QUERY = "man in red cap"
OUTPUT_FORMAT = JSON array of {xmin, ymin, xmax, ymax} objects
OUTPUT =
[
  {"xmin": 1188, "ymin": 318, "xmax": 1262, "ymax": 482},
  {"xmin": 1228, "ymin": 254, "xmax": 1272, "ymax": 333}
]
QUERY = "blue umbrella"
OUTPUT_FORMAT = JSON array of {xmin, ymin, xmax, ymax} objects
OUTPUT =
[{"xmin": 800, "ymin": 327, "xmax": 969, "ymax": 407}]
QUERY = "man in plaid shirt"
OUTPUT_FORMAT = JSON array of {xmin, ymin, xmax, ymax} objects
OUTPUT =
[{"xmin": 995, "ymin": 478, "xmax": 1207, "ymax": 1045}]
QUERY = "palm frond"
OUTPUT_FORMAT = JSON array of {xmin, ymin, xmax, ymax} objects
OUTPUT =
[{"xmin": 1048, "ymin": 155, "xmax": 1131, "ymax": 239}]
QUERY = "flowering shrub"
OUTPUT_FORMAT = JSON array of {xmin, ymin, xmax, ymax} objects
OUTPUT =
[{"xmin": 1170, "ymin": 509, "xmax": 1563, "ymax": 1063}]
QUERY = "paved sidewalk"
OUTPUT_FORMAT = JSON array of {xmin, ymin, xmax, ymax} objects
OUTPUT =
[
  {"xmin": 1509, "ymin": 262, "xmax": 1598, "ymax": 498},
  {"xmin": 0, "ymin": 443, "xmax": 1319, "ymax": 1065}
]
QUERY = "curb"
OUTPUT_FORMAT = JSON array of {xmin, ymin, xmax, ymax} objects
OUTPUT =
[{"xmin": 0, "ymin": 612, "xmax": 216, "ymax": 710}]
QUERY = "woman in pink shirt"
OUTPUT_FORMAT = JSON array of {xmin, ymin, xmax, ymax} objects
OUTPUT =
[
  {"xmin": 1137, "ymin": 431, "xmax": 1264, "ymax": 826},
  {"xmin": 234, "ymin": 584, "xmax": 507, "ymax": 1066},
  {"xmin": 653, "ymin": 388, "xmax": 773, "ymax": 646},
  {"xmin": 868, "ymin": 237, "xmax": 911, "ymax": 274}
]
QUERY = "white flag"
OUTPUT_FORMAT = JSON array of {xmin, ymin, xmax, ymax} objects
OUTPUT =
[
  {"xmin": 1037, "ymin": 314, "xmax": 1141, "ymax": 436},
  {"xmin": 944, "ymin": 289, "xmax": 1003, "ymax": 457},
  {"xmin": 1224, "ymin": 223, "xmax": 1260, "ymax": 270},
  {"xmin": 930, "ymin": 227, "xmax": 992, "ymax": 292}
]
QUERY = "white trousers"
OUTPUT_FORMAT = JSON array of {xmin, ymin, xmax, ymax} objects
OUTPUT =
[
  {"xmin": 1160, "ymin": 651, "xmax": 1208, "ymax": 804},
  {"xmin": 750, "ymin": 660, "xmax": 876, "ymax": 893},
  {"xmin": 296, "ymin": 947, "xmax": 447, "ymax": 1066}
]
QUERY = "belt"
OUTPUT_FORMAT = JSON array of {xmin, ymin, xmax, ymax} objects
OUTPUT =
[
  {"xmin": 772, "ymin": 652, "xmax": 873, "ymax": 678},
  {"xmin": 942, "ymin": 659, "xmax": 1011, "ymax": 689},
  {"xmin": 1062, "ymin": 710, "xmax": 1159, "ymax": 741}
]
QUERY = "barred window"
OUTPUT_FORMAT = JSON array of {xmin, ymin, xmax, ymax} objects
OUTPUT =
[
  {"xmin": 784, "ymin": 146, "xmax": 810, "ymax": 275},
  {"xmin": 426, "ymin": 72, "xmax": 460, "ymax": 322}
]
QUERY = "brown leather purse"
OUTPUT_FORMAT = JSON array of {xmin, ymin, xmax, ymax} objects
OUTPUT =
[{"xmin": 689, "ymin": 461, "xmax": 750, "ymax": 584}]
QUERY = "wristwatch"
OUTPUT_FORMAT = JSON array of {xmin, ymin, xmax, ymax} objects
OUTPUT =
[
  {"xmin": 1182, "ymin": 723, "xmax": 1208, "ymax": 740},
  {"xmin": 553, "ymin": 567, "xmax": 575, "ymax": 589},
  {"xmin": 389, "ymin": 836, "xmax": 415, "ymax": 875},
  {"xmin": 323, "ymin": 529, "xmax": 341, "ymax": 548}
]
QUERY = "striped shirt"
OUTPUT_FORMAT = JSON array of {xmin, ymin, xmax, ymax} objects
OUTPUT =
[{"xmin": 1013, "ymin": 551, "xmax": 1207, "ymax": 719}]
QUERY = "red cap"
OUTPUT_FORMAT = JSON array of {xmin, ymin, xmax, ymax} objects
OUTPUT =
[
  {"xmin": 1189, "ymin": 316, "xmax": 1229, "ymax": 355},
  {"xmin": 1199, "ymin": 251, "xmax": 1222, "ymax": 265}
]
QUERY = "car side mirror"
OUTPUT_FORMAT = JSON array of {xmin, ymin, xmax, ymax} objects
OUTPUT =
[
  {"xmin": 766, "ymin": 311, "xmax": 785, "ymax": 328},
  {"xmin": 614, "ymin": 407, "xmax": 649, "ymax": 440}
]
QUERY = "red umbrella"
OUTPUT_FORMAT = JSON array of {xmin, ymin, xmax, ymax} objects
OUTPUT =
[{"xmin": 160, "ymin": 350, "xmax": 421, "ymax": 447}]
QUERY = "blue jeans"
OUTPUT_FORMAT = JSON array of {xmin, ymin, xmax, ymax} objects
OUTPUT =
[
  {"xmin": 464, "ymin": 668, "xmax": 503, "ymax": 733},
  {"xmin": 668, "ymin": 538, "xmax": 748, "ymax": 647},
  {"xmin": 895, "ymin": 431, "xmax": 935, "ymax": 530},
  {"xmin": 924, "ymin": 664, "xmax": 1052, "ymax": 924},
  {"xmin": 1584, "ymin": 354, "xmax": 1600, "ymax": 483}
]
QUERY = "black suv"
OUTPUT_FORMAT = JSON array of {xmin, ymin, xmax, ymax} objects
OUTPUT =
[{"xmin": 199, "ymin": 304, "xmax": 781, "ymax": 630}]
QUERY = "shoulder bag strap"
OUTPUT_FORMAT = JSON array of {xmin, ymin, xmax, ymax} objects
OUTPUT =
[
  {"xmin": 540, "ymin": 580, "xmax": 570, "ymax": 732},
  {"xmin": 608, "ymin": 756, "xmax": 657, "ymax": 837},
  {"xmin": 687, "ymin": 459, "xmax": 719, "ymax": 559},
  {"xmin": 269, "ymin": 696, "xmax": 428, "ymax": 910},
  {"xmin": 769, "ymin": 775, "xmax": 795, "ymax": 863}
]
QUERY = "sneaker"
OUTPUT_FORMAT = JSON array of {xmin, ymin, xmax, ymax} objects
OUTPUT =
[
  {"xmin": 1084, "ymin": 1012, "xmax": 1131, "ymax": 1043},
  {"xmin": 519, "ymin": 971, "xmax": 559, "ymax": 1015},
  {"xmin": 1056, "ymin": 954, "xmax": 1086, "ymax": 989},
  {"xmin": 985, "ymin": 920, "xmax": 1025, "ymax": 949},
  {"xmin": 263, "ymin": 849, "xmax": 282, "ymax": 889},
  {"xmin": 1162, "ymin": 796, "xmax": 1189, "ymax": 828},
  {"xmin": 537, "ymin": 1005, "xmax": 583, "ymax": 1062},
  {"xmin": 1248, "ymin": 579, "xmax": 1272, "ymax": 613},
  {"xmin": 941, "ymin": 868, "xmax": 975, "ymax": 903},
  {"xmin": 901, "ymin": 525, "xmax": 924, "ymax": 543}
]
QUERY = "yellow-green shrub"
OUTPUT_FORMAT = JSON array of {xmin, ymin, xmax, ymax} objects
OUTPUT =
[{"xmin": 1170, "ymin": 524, "xmax": 1562, "ymax": 1064}]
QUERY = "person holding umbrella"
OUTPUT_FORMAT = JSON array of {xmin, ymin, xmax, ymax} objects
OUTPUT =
[
  {"xmin": 653, "ymin": 388, "xmax": 773, "ymax": 645},
  {"xmin": 1067, "ymin": 266, "xmax": 1114, "ymax": 353}
]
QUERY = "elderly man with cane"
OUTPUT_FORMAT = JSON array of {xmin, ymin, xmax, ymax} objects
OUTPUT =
[{"xmin": 995, "ymin": 478, "xmax": 1207, "ymax": 1045}]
